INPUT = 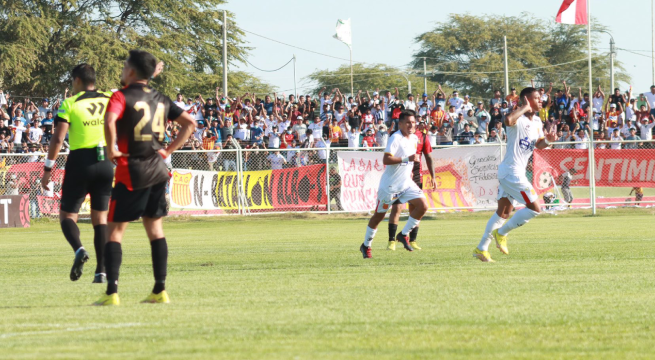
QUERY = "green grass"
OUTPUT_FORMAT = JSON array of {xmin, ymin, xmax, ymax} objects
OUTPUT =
[{"xmin": 1, "ymin": 210, "xmax": 655, "ymax": 359}]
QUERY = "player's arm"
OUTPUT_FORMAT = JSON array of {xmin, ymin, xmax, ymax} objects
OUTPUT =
[
  {"xmin": 536, "ymin": 127, "xmax": 557, "ymax": 149},
  {"xmin": 162, "ymin": 111, "xmax": 195, "ymax": 157},
  {"xmin": 505, "ymin": 96, "xmax": 532, "ymax": 127},
  {"xmin": 41, "ymin": 117, "xmax": 68, "ymax": 189},
  {"xmin": 424, "ymin": 151, "xmax": 436, "ymax": 189},
  {"xmin": 383, "ymin": 152, "xmax": 416, "ymax": 165}
]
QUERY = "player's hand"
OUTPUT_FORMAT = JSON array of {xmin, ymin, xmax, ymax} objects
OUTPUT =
[
  {"xmin": 152, "ymin": 61, "xmax": 165, "ymax": 78},
  {"xmin": 108, "ymin": 149, "xmax": 129, "ymax": 162},
  {"xmin": 520, "ymin": 96, "xmax": 533, "ymax": 113},
  {"xmin": 429, "ymin": 175, "xmax": 437, "ymax": 190},
  {"xmin": 158, "ymin": 148, "xmax": 169, "ymax": 159},
  {"xmin": 408, "ymin": 154, "xmax": 416, "ymax": 162},
  {"xmin": 545, "ymin": 128, "xmax": 558, "ymax": 143},
  {"xmin": 40, "ymin": 171, "xmax": 52, "ymax": 191}
]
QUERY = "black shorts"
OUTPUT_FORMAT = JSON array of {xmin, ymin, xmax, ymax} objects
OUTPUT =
[
  {"xmin": 108, "ymin": 181, "xmax": 168, "ymax": 222},
  {"xmin": 60, "ymin": 150, "xmax": 113, "ymax": 213}
]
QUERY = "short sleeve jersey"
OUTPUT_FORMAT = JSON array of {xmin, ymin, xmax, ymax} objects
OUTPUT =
[
  {"xmin": 380, "ymin": 131, "xmax": 419, "ymax": 193},
  {"xmin": 498, "ymin": 114, "xmax": 544, "ymax": 180},
  {"xmin": 55, "ymin": 90, "xmax": 112, "ymax": 151},
  {"xmin": 106, "ymin": 83, "xmax": 184, "ymax": 190}
]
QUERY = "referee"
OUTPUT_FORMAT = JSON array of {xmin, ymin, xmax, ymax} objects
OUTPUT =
[{"xmin": 41, "ymin": 64, "xmax": 113, "ymax": 283}]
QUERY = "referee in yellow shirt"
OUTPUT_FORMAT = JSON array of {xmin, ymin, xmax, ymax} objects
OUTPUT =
[{"xmin": 41, "ymin": 64, "xmax": 113, "ymax": 284}]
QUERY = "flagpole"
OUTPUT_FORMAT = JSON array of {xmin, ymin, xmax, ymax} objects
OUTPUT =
[
  {"xmin": 587, "ymin": 0, "xmax": 592, "ymax": 103},
  {"xmin": 350, "ymin": 46, "xmax": 354, "ymax": 97}
]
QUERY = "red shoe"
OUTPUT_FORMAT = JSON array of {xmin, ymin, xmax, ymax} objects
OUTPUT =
[
  {"xmin": 360, "ymin": 243, "xmax": 372, "ymax": 259},
  {"xmin": 395, "ymin": 233, "xmax": 414, "ymax": 252}
]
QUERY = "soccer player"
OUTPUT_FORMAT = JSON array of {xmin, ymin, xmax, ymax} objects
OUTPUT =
[
  {"xmin": 473, "ymin": 87, "xmax": 557, "ymax": 262},
  {"xmin": 360, "ymin": 110, "xmax": 428, "ymax": 259},
  {"xmin": 93, "ymin": 50, "xmax": 195, "ymax": 306},
  {"xmin": 41, "ymin": 64, "xmax": 113, "ymax": 283},
  {"xmin": 387, "ymin": 120, "xmax": 436, "ymax": 251}
]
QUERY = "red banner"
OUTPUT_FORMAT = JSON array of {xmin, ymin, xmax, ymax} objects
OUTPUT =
[
  {"xmin": 270, "ymin": 164, "xmax": 327, "ymax": 210},
  {"xmin": 5, "ymin": 162, "xmax": 65, "ymax": 191},
  {"xmin": 533, "ymin": 149, "xmax": 655, "ymax": 193}
]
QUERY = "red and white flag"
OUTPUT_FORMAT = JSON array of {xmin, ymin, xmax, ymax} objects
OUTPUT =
[{"xmin": 555, "ymin": 0, "xmax": 588, "ymax": 25}]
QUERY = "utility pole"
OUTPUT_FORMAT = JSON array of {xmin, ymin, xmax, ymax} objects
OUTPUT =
[
  {"xmin": 293, "ymin": 54, "xmax": 297, "ymax": 99},
  {"xmin": 609, "ymin": 36, "xmax": 615, "ymax": 93},
  {"xmin": 423, "ymin": 57, "xmax": 427, "ymax": 95},
  {"xmin": 503, "ymin": 36, "xmax": 509, "ymax": 96},
  {"xmin": 222, "ymin": 10, "xmax": 228, "ymax": 97}
]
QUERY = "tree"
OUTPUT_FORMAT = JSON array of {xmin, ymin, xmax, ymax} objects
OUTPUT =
[
  {"xmin": 0, "ymin": 0, "xmax": 272, "ymax": 99},
  {"xmin": 305, "ymin": 63, "xmax": 447, "ymax": 99},
  {"xmin": 411, "ymin": 14, "xmax": 630, "ymax": 98}
]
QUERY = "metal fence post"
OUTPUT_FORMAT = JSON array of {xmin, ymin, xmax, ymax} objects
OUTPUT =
[
  {"xmin": 326, "ymin": 145, "xmax": 331, "ymax": 214},
  {"xmin": 587, "ymin": 131, "xmax": 597, "ymax": 215}
]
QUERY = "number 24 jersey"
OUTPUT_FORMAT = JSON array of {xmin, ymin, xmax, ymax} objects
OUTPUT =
[{"xmin": 106, "ymin": 83, "xmax": 184, "ymax": 190}]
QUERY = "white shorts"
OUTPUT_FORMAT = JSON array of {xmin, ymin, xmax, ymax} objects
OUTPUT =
[
  {"xmin": 497, "ymin": 174, "xmax": 538, "ymax": 206},
  {"xmin": 375, "ymin": 183, "xmax": 424, "ymax": 213}
]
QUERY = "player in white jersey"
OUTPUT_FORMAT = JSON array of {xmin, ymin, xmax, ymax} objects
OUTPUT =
[
  {"xmin": 360, "ymin": 110, "xmax": 428, "ymax": 259},
  {"xmin": 473, "ymin": 88, "xmax": 558, "ymax": 262}
]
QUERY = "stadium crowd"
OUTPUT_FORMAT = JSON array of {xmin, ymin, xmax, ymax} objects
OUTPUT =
[{"xmin": 2, "ymin": 81, "xmax": 655, "ymax": 167}]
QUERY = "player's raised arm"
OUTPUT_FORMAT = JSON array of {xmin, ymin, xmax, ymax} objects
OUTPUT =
[{"xmin": 505, "ymin": 96, "xmax": 532, "ymax": 127}]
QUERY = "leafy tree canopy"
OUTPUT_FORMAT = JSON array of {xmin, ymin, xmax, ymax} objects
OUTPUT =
[
  {"xmin": 411, "ymin": 14, "xmax": 630, "ymax": 98},
  {"xmin": 0, "ymin": 0, "xmax": 273, "ymax": 99}
]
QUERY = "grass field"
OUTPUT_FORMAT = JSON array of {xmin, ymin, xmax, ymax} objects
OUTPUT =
[{"xmin": 1, "ymin": 209, "xmax": 655, "ymax": 359}]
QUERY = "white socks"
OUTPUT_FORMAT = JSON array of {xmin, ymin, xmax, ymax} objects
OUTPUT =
[
  {"xmin": 401, "ymin": 216, "xmax": 420, "ymax": 236},
  {"xmin": 364, "ymin": 226, "xmax": 377, "ymax": 247},
  {"xmin": 498, "ymin": 208, "xmax": 539, "ymax": 236},
  {"xmin": 477, "ymin": 213, "xmax": 506, "ymax": 251}
]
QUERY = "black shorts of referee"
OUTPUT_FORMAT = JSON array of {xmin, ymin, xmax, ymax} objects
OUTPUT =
[{"xmin": 60, "ymin": 148, "xmax": 113, "ymax": 213}]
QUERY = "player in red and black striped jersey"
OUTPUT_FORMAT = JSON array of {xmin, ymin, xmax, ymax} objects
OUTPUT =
[
  {"xmin": 387, "ymin": 120, "xmax": 437, "ymax": 251},
  {"xmin": 93, "ymin": 50, "xmax": 195, "ymax": 306}
]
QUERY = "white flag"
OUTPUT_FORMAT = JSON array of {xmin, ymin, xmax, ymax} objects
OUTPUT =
[{"xmin": 333, "ymin": 19, "xmax": 352, "ymax": 47}]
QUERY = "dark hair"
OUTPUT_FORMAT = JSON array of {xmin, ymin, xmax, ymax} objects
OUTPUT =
[
  {"xmin": 126, "ymin": 50, "xmax": 158, "ymax": 80},
  {"xmin": 398, "ymin": 109, "xmax": 416, "ymax": 122},
  {"xmin": 71, "ymin": 63, "xmax": 96, "ymax": 87},
  {"xmin": 519, "ymin": 87, "xmax": 538, "ymax": 100}
]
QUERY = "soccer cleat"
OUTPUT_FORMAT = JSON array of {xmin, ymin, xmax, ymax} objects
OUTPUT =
[
  {"xmin": 387, "ymin": 240, "xmax": 396, "ymax": 251},
  {"xmin": 360, "ymin": 243, "xmax": 372, "ymax": 259},
  {"xmin": 92, "ymin": 293, "xmax": 120, "ymax": 306},
  {"xmin": 395, "ymin": 233, "xmax": 414, "ymax": 252},
  {"xmin": 70, "ymin": 248, "xmax": 90, "ymax": 281},
  {"xmin": 492, "ymin": 229, "xmax": 509, "ymax": 255},
  {"xmin": 141, "ymin": 290, "xmax": 170, "ymax": 304},
  {"xmin": 92, "ymin": 273, "xmax": 107, "ymax": 284},
  {"xmin": 473, "ymin": 248, "xmax": 495, "ymax": 262},
  {"xmin": 410, "ymin": 241, "xmax": 422, "ymax": 250}
]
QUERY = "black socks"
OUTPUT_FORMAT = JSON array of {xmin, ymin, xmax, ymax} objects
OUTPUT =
[
  {"xmin": 150, "ymin": 238, "xmax": 168, "ymax": 294},
  {"xmin": 104, "ymin": 242, "xmax": 122, "ymax": 295},
  {"xmin": 93, "ymin": 225, "xmax": 107, "ymax": 274},
  {"xmin": 409, "ymin": 227, "xmax": 419, "ymax": 242},
  {"xmin": 61, "ymin": 218, "xmax": 82, "ymax": 251},
  {"xmin": 388, "ymin": 223, "xmax": 398, "ymax": 241}
]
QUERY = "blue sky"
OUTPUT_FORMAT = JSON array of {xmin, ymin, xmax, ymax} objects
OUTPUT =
[{"xmin": 224, "ymin": 0, "xmax": 654, "ymax": 95}]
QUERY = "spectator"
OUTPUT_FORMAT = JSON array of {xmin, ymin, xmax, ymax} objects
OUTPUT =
[
  {"xmin": 593, "ymin": 85, "xmax": 605, "ymax": 114},
  {"xmin": 449, "ymin": 91, "xmax": 463, "ymax": 110},
  {"xmin": 376, "ymin": 123, "xmax": 389, "ymax": 148},
  {"xmin": 328, "ymin": 167, "xmax": 342, "ymax": 211},
  {"xmin": 316, "ymin": 135, "xmax": 330, "ymax": 162},
  {"xmin": 280, "ymin": 126, "xmax": 295, "ymax": 149},
  {"xmin": 10, "ymin": 118, "xmax": 26, "ymax": 151},
  {"xmin": 636, "ymin": 118, "xmax": 655, "ymax": 148},
  {"xmin": 309, "ymin": 116, "xmax": 323, "ymax": 142},
  {"xmin": 473, "ymin": 133, "xmax": 485, "ymax": 144},
  {"xmin": 286, "ymin": 139, "xmax": 299, "ymax": 166},
  {"xmin": 222, "ymin": 134, "xmax": 238, "ymax": 171},
  {"xmin": 37, "ymin": 98, "xmax": 51, "ymax": 119},
  {"xmin": 362, "ymin": 129, "xmax": 375, "ymax": 147},
  {"xmin": 609, "ymin": 128, "xmax": 622, "ymax": 150},
  {"xmin": 572, "ymin": 129, "xmax": 589, "ymax": 150},
  {"xmin": 458, "ymin": 124, "xmax": 474, "ymax": 145},
  {"xmin": 346, "ymin": 125, "xmax": 360, "ymax": 148},
  {"xmin": 430, "ymin": 103, "xmax": 445, "ymax": 128},
  {"xmin": 233, "ymin": 118, "xmax": 250, "ymax": 142},
  {"xmin": 554, "ymin": 130, "xmax": 569, "ymax": 149},
  {"xmin": 0, "ymin": 133, "xmax": 9, "ymax": 152},
  {"xmin": 490, "ymin": 90, "xmax": 504, "ymax": 108},
  {"xmin": 505, "ymin": 87, "xmax": 519, "ymax": 107},
  {"xmin": 493, "ymin": 121, "xmax": 506, "ymax": 142},
  {"xmin": 642, "ymin": 85, "xmax": 655, "ymax": 118},
  {"xmin": 268, "ymin": 125, "xmax": 281, "ymax": 149},
  {"xmin": 28, "ymin": 119, "xmax": 43, "ymax": 145},
  {"xmin": 459, "ymin": 95, "xmax": 473, "ymax": 115},
  {"xmin": 625, "ymin": 127, "xmax": 639, "ymax": 149},
  {"xmin": 329, "ymin": 119, "xmax": 342, "ymax": 146},
  {"xmin": 293, "ymin": 117, "xmax": 308, "ymax": 140},
  {"xmin": 427, "ymin": 125, "xmax": 438, "ymax": 147},
  {"xmin": 437, "ymin": 121, "xmax": 454, "ymax": 145},
  {"xmin": 404, "ymin": 93, "xmax": 417, "ymax": 111},
  {"xmin": 6, "ymin": 173, "xmax": 18, "ymax": 195},
  {"xmin": 487, "ymin": 128, "xmax": 501, "ymax": 143},
  {"xmin": 605, "ymin": 102, "xmax": 621, "ymax": 135},
  {"xmin": 267, "ymin": 150, "xmax": 287, "ymax": 170},
  {"xmin": 595, "ymin": 132, "xmax": 607, "ymax": 149}
]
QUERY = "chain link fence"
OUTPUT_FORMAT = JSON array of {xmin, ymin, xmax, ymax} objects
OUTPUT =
[{"xmin": 1, "ymin": 139, "xmax": 654, "ymax": 220}]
